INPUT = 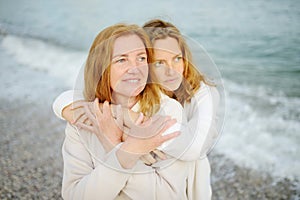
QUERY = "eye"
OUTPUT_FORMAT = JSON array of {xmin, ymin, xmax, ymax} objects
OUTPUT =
[
  {"xmin": 115, "ymin": 58, "xmax": 126, "ymax": 63},
  {"xmin": 154, "ymin": 60, "xmax": 165, "ymax": 67},
  {"xmin": 138, "ymin": 56, "xmax": 147, "ymax": 62},
  {"xmin": 174, "ymin": 56, "xmax": 183, "ymax": 62}
]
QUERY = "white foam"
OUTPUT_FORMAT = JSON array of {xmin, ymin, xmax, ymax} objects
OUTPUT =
[
  {"xmin": 215, "ymin": 78, "xmax": 300, "ymax": 179},
  {"xmin": 1, "ymin": 35, "xmax": 86, "ymax": 87}
]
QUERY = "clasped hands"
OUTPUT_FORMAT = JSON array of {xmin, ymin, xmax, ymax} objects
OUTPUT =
[{"xmin": 63, "ymin": 99, "xmax": 180, "ymax": 166}]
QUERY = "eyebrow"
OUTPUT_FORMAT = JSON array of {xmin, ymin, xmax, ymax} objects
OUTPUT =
[
  {"xmin": 112, "ymin": 51, "xmax": 147, "ymax": 60},
  {"xmin": 155, "ymin": 53, "xmax": 182, "ymax": 60}
]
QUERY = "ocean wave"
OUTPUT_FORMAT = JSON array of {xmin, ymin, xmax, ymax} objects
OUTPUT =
[
  {"xmin": 1, "ymin": 34, "xmax": 86, "ymax": 87},
  {"xmin": 215, "ymin": 78, "xmax": 300, "ymax": 179}
]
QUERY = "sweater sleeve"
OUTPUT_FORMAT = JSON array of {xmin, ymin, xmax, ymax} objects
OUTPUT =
[
  {"xmin": 179, "ymin": 84, "xmax": 220, "ymax": 160},
  {"xmin": 52, "ymin": 90, "xmax": 84, "ymax": 120},
  {"xmin": 61, "ymin": 124, "xmax": 131, "ymax": 200},
  {"xmin": 156, "ymin": 84, "xmax": 220, "ymax": 161}
]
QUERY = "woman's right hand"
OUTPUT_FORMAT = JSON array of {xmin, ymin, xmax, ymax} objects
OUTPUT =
[{"xmin": 116, "ymin": 114, "xmax": 180, "ymax": 169}]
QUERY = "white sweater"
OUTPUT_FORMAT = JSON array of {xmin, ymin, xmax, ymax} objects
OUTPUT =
[{"xmin": 53, "ymin": 82, "xmax": 219, "ymax": 199}]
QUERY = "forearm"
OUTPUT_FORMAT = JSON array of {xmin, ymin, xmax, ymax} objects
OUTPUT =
[
  {"xmin": 159, "ymin": 85, "xmax": 219, "ymax": 161},
  {"xmin": 52, "ymin": 90, "xmax": 84, "ymax": 120}
]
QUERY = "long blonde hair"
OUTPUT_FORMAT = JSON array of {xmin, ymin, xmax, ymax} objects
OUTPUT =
[
  {"xmin": 84, "ymin": 24, "xmax": 160, "ymax": 116},
  {"xmin": 143, "ymin": 19, "xmax": 210, "ymax": 105}
]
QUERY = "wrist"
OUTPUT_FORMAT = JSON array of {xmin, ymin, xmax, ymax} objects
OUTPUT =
[{"xmin": 117, "ymin": 143, "xmax": 141, "ymax": 169}]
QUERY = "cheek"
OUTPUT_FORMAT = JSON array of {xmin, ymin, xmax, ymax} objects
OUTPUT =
[
  {"xmin": 176, "ymin": 63, "xmax": 184, "ymax": 74},
  {"xmin": 153, "ymin": 68, "xmax": 164, "ymax": 81},
  {"xmin": 140, "ymin": 65, "xmax": 149, "ymax": 76},
  {"xmin": 110, "ymin": 68, "xmax": 123, "ymax": 90}
]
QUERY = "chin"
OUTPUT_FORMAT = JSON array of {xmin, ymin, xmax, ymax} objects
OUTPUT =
[
  {"xmin": 131, "ymin": 86, "xmax": 145, "ymax": 96},
  {"xmin": 163, "ymin": 83, "xmax": 181, "ymax": 91}
]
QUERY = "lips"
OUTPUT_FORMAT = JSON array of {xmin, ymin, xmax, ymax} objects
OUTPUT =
[
  {"xmin": 164, "ymin": 77, "xmax": 179, "ymax": 83},
  {"xmin": 122, "ymin": 78, "xmax": 141, "ymax": 83}
]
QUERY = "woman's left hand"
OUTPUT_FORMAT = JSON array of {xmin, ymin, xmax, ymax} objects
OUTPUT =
[{"xmin": 140, "ymin": 149, "xmax": 167, "ymax": 165}]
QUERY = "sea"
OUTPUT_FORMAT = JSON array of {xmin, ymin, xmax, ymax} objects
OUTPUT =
[{"xmin": 0, "ymin": 0, "xmax": 299, "ymax": 180}]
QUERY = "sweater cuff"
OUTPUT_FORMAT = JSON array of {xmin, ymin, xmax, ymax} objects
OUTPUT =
[{"xmin": 52, "ymin": 90, "xmax": 84, "ymax": 120}]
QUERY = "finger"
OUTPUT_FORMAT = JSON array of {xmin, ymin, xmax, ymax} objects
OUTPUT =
[
  {"xmin": 71, "ymin": 108, "xmax": 86, "ymax": 124},
  {"xmin": 152, "ymin": 149, "xmax": 167, "ymax": 160},
  {"xmin": 83, "ymin": 103, "xmax": 97, "ymax": 125},
  {"xmin": 76, "ymin": 122, "xmax": 94, "ymax": 133},
  {"xmin": 76, "ymin": 113, "xmax": 88, "ymax": 125},
  {"xmin": 140, "ymin": 116, "xmax": 172, "ymax": 138},
  {"xmin": 115, "ymin": 104, "xmax": 124, "ymax": 129},
  {"xmin": 140, "ymin": 156, "xmax": 152, "ymax": 166},
  {"xmin": 160, "ymin": 131, "xmax": 180, "ymax": 144},
  {"xmin": 141, "ymin": 154, "xmax": 156, "ymax": 165},
  {"xmin": 146, "ymin": 153, "xmax": 157, "ymax": 164},
  {"xmin": 71, "ymin": 101, "xmax": 87, "ymax": 110}
]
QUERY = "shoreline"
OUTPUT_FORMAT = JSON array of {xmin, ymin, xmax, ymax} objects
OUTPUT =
[{"xmin": 209, "ymin": 153, "xmax": 300, "ymax": 200}]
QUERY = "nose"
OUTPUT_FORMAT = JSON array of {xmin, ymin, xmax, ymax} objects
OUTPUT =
[
  {"xmin": 165, "ymin": 61, "xmax": 176, "ymax": 76},
  {"xmin": 127, "ymin": 58, "xmax": 139, "ymax": 74}
]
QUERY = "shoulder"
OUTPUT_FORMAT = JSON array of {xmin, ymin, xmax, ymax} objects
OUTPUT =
[
  {"xmin": 158, "ymin": 93, "xmax": 185, "ymax": 123},
  {"xmin": 194, "ymin": 82, "xmax": 220, "ymax": 102},
  {"xmin": 160, "ymin": 93, "xmax": 183, "ymax": 111}
]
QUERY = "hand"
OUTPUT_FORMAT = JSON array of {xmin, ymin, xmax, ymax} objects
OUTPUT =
[
  {"xmin": 62, "ymin": 101, "xmax": 92, "ymax": 125},
  {"xmin": 77, "ymin": 99, "xmax": 124, "ymax": 152},
  {"xmin": 140, "ymin": 149, "xmax": 167, "ymax": 165},
  {"xmin": 116, "ymin": 115, "xmax": 180, "ymax": 169},
  {"xmin": 125, "ymin": 113, "xmax": 173, "ymax": 138},
  {"xmin": 121, "ymin": 114, "xmax": 180, "ymax": 154}
]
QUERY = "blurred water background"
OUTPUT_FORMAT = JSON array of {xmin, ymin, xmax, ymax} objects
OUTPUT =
[{"xmin": 0, "ymin": 0, "xmax": 299, "ymax": 193}]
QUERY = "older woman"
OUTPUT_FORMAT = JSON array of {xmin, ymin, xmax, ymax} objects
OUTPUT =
[{"xmin": 60, "ymin": 23, "xmax": 191, "ymax": 200}]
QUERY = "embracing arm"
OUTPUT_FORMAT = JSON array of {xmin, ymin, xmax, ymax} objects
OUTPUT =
[
  {"xmin": 182, "ymin": 84, "xmax": 220, "ymax": 159},
  {"xmin": 52, "ymin": 90, "xmax": 84, "ymax": 121},
  {"xmin": 155, "ymin": 84, "xmax": 220, "ymax": 161}
]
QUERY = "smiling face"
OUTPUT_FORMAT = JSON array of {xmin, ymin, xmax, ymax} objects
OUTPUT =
[
  {"xmin": 152, "ymin": 37, "xmax": 184, "ymax": 91},
  {"xmin": 110, "ymin": 34, "xmax": 149, "ymax": 105}
]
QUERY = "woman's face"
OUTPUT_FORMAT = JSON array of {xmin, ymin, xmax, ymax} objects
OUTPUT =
[
  {"xmin": 152, "ymin": 37, "xmax": 184, "ymax": 91},
  {"xmin": 110, "ymin": 34, "xmax": 148, "ymax": 101}
]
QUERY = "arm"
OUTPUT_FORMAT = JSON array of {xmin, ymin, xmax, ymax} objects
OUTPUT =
[
  {"xmin": 155, "ymin": 84, "xmax": 220, "ymax": 161},
  {"xmin": 52, "ymin": 90, "xmax": 84, "ymax": 120}
]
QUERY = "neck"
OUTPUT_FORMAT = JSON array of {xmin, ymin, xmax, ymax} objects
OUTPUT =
[{"xmin": 112, "ymin": 94, "xmax": 138, "ymax": 109}]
